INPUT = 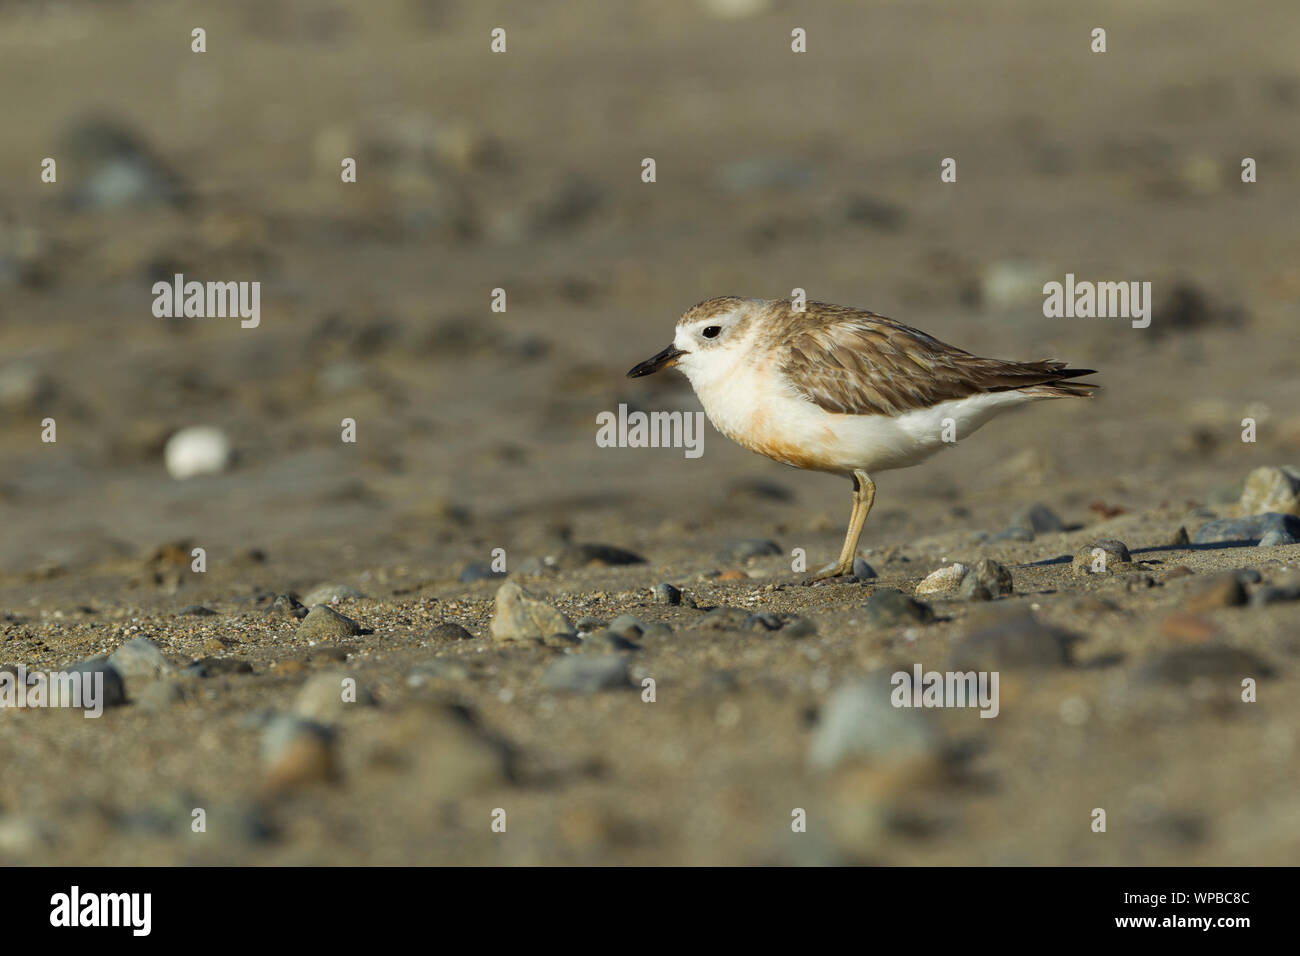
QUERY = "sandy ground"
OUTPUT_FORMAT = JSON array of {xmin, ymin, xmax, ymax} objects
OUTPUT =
[{"xmin": 1, "ymin": 0, "xmax": 1298, "ymax": 865}]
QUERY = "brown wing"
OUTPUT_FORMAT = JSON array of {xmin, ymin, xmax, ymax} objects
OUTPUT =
[{"xmin": 778, "ymin": 311, "xmax": 1096, "ymax": 417}]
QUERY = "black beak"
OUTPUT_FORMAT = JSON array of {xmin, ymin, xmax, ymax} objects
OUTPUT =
[{"xmin": 626, "ymin": 344, "xmax": 686, "ymax": 378}]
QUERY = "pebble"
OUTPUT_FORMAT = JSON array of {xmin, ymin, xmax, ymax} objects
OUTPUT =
[
  {"xmin": 163, "ymin": 426, "xmax": 233, "ymax": 480},
  {"xmin": 808, "ymin": 675, "xmax": 941, "ymax": 772},
  {"xmin": 949, "ymin": 609, "xmax": 1075, "ymax": 670},
  {"xmin": 1236, "ymin": 465, "xmax": 1300, "ymax": 517},
  {"xmin": 1160, "ymin": 613, "xmax": 1220, "ymax": 643},
  {"xmin": 865, "ymin": 589, "xmax": 934, "ymax": 627},
  {"xmin": 294, "ymin": 672, "xmax": 377, "ymax": 722},
  {"xmin": 107, "ymin": 637, "xmax": 171, "ymax": 684},
  {"xmin": 489, "ymin": 581, "xmax": 574, "ymax": 641},
  {"xmin": 579, "ymin": 630, "xmax": 641, "ymax": 653},
  {"xmin": 137, "ymin": 679, "xmax": 186, "ymax": 711},
  {"xmin": 63, "ymin": 119, "xmax": 189, "ymax": 210},
  {"xmin": 698, "ymin": 607, "xmax": 751, "ymax": 630},
  {"xmin": 554, "ymin": 543, "xmax": 646, "ymax": 570},
  {"xmin": 1138, "ymin": 645, "xmax": 1275, "ymax": 684},
  {"xmin": 606, "ymin": 615, "xmax": 644, "ymax": 638},
  {"xmin": 541, "ymin": 655, "xmax": 631, "ymax": 693},
  {"xmin": 1250, "ymin": 575, "xmax": 1300, "ymax": 606},
  {"xmin": 261, "ymin": 716, "xmax": 338, "ymax": 789},
  {"xmin": 407, "ymin": 660, "xmax": 471, "ymax": 684},
  {"xmin": 1193, "ymin": 512, "xmax": 1300, "ymax": 545},
  {"xmin": 916, "ymin": 563, "xmax": 970, "ymax": 595},
  {"xmin": 1071, "ymin": 539, "xmax": 1133, "ymax": 575},
  {"xmin": 744, "ymin": 612, "xmax": 783, "ymax": 632},
  {"xmin": 1009, "ymin": 503, "xmax": 1067, "ymax": 537},
  {"xmin": 640, "ymin": 623, "xmax": 675, "ymax": 640},
  {"xmin": 652, "ymin": 583, "xmax": 682, "ymax": 606},
  {"xmin": 177, "ymin": 604, "xmax": 216, "ymax": 617},
  {"xmin": 427, "ymin": 622, "xmax": 475, "ymax": 641},
  {"xmin": 715, "ymin": 539, "xmax": 781, "ymax": 563},
  {"xmin": 459, "ymin": 561, "xmax": 506, "ymax": 583},
  {"xmin": 301, "ymin": 583, "xmax": 366, "ymax": 606},
  {"xmin": 297, "ymin": 605, "xmax": 364, "ymax": 640},
  {"xmin": 852, "ymin": 557, "xmax": 878, "ymax": 579},
  {"xmin": 1259, "ymin": 529, "xmax": 1298, "ymax": 547},
  {"xmin": 1183, "ymin": 573, "xmax": 1248, "ymax": 612},
  {"xmin": 69, "ymin": 656, "xmax": 127, "ymax": 707},
  {"xmin": 1168, "ymin": 526, "xmax": 1191, "ymax": 547}
]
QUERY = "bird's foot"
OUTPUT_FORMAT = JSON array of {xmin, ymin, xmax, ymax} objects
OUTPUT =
[{"xmin": 802, "ymin": 561, "xmax": 857, "ymax": 586}]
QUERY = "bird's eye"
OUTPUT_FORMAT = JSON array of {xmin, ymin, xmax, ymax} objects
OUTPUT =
[{"xmin": 702, "ymin": 326, "xmax": 721, "ymax": 339}]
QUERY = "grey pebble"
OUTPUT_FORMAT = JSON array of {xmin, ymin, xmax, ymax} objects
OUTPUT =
[
  {"xmin": 852, "ymin": 557, "xmax": 878, "ymax": 580},
  {"xmin": 865, "ymin": 589, "xmax": 934, "ymax": 627},
  {"xmin": 1138, "ymin": 645, "xmax": 1275, "ymax": 684},
  {"xmin": 808, "ymin": 675, "xmax": 940, "ymax": 772},
  {"xmin": 579, "ymin": 630, "xmax": 641, "ymax": 653},
  {"xmin": 652, "ymin": 583, "xmax": 682, "ymax": 606},
  {"xmin": 301, "ymin": 583, "xmax": 367, "ymax": 606},
  {"xmin": 69, "ymin": 656, "xmax": 127, "ymax": 707},
  {"xmin": 294, "ymin": 671, "xmax": 377, "ymax": 722},
  {"xmin": 541, "ymin": 655, "xmax": 631, "ymax": 693},
  {"xmin": 554, "ymin": 543, "xmax": 646, "ymax": 570},
  {"xmin": 716, "ymin": 539, "xmax": 782, "ymax": 563},
  {"xmin": 268, "ymin": 594, "xmax": 308, "ymax": 620},
  {"xmin": 459, "ymin": 560, "xmax": 507, "ymax": 583},
  {"xmin": 949, "ymin": 610, "xmax": 1076, "ymax": 670},
  {"xmin": 606, "ymin": 614, "xmax": 644, "ymax": 638},
  {"xmin": 1193, "ymin": 512, "xmax": 1300, "ymax": 545},
  {"xmin": 428, "ymin": 622, "xmax": 475, "ymax": 641},
  {"xmin": 1008, "ymin": 503, "xmax": 1066, "ymax": 538},
  {"xmin": 1071, "ymin": 539, "xmax": 1133, "ymax": 575},
  {"xmin": 137, "ymin": 679, "xmax": 186, "ymax": 711},
  {"xmin": 960, "ymin": 558, "xmax": 1014, "ymax": 599},
  {"xmin": 107, "ymin": 636, "xmax": 171, "ymax": 683},
  {"xmin": 297, "ymin": 604, "xmax": 364, "ymax": 640}
]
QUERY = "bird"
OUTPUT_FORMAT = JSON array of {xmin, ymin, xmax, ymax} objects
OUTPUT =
[{"xmin": 627, "ymin": 296, "xmax": 1099, "ymax": 583}]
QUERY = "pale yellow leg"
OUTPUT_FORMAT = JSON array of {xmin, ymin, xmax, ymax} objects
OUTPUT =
[{"xmin": 807, "ymin": 471, "xmax": 875, "ymax": 583}]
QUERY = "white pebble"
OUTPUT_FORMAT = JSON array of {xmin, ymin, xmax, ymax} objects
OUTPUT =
[{"xmin": 164, "ymin": 426, "xmax": 232, "ymax": 479}]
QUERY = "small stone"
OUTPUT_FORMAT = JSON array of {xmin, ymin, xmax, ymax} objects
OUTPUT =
[
  {"xmin": 203, "ymin": 636, "xmax": 238, "ymax": 653},
  {"xmin": 1183, "ymin": 573, "xmax": 1248, "ymax": 612},
  {"xmin": 541, "ymin": 655, "xmax": 631, "ymax": 693},
  {"xmin": 865, "ymin": 589, "xmax": 934, "ymax": 627},
  {"xmin": 294, "ymin": 671, "xmax": 377, "ymax": 722},
  {"xmin": 163, "ymin": 426, "xmax": 232, "ymax": 480},
  {"xmin": 640, "ymin": 623, "xmax": 675, "ymax": 640},
  {"xmin": 177, "ymin": 604, "xmax": 216, "ymax": 617},
  {"xmin": 606, "ymin": 615, "xmax": 644, "ymax": 638},
  {"xmin": 459, "ymin": 561, "xmax": 506, "ymax": 583},
  {"xmin": 1138, "ymin": 645, "xmax": 1275, "ymax": 684},
  {"xmin": 1259, "ymin": 529, "xmax": 1298, "ymax": 547},
  {"xmin": 1008, "ymin": 503, "xmax": 1066, "ymax": 538},
  {"xmin": 1193, "ymin": 512, "xmax": 1300, "ymax": 545},
  {"xmin": 1237, "ymin": 465, "xmax": 1300, "ymax": 517},
  {"xmin": 852, "ymin": 557, "xmax": 878, "ymax": 579},
  {"xmin": 744, "ymin": 612, "xmax": 783, "ymax": 632},
  {"xmin": 717, "ymin": 570, "xmax": 748, "ymax": 581},
  {"xmin": 408, "ymin": 660, "xmax": 471, "ymax": 684},
  {"xmin": 784, "ymin": 618, "xmax": 817, "ymax": 638},
  {"xmin": 716, "ymin": 539, "xmax": 781, "ymax": 563},
  {"xmin": 554, "ymin": 543, "xmax": 646, "ymax": 570},
  {"xmin": 916, "ymin": 563, "xmax": 970, "ymax": 595},
  {"xmin": 652, "ymin": 583, "xmax": 682, "ymax": 606},
  {"xmin": 68, "ymin": 656, "xmax": 127, "ymax": 707},
  {"xmin": 1250, "ymin": 575, "xmax": 1300, "ymax": 606},
  {"xmin": 961, "ymin": 558, "xmax": 1014, "ymax": 598},
  {"xmin": 1169, "ymin": 526, "xmax": 1191, "ymax": 547},
  {"xmin": 137, "ymin": 679, "xmax": 186, "ymax": 711},
  {"xmin": 272, "ymin": 660, "xmax": 308, "ymax": 676},
  {"xmin": 949, "ymin": 609, "xmax": 1075, "ymax": 670},
  {"xmin": 107, "ymin": 637, "xmax": 171, "ymax": 683},
  {"xmin": 579, "ymin": 630, "xmax": 641, "ymax": 653},
  {"xmin": 1072, "ymin": 539, "xmax": 1133, "ymax": 575},
  {"xmin": 428, "ymin": 622, "xmax": 475, "ymax": 641},
  {"xmin": 809, "ymin": 675, "xmax": 940, "ymax": 772},
  {"xmin": 297, "ymin": 605, "xmax": 364, "ymax": 640},
  {"xmin": 261, "ymin": 716, "xmax": 338, "ymax": 789},
  {"xmin": 301, "ymin": 583, "xmax": 366, "ymax": 606},
  {"xmin": 699, "ymin": 607, "xmax": 751, "ymax": 630},
  {"xmin": 489, "ymin": 581, "xmax": 574, "ymax": 642},
  {"xmin": 183, "ymin": 658, "xmax": 254, "ymax": 677}
]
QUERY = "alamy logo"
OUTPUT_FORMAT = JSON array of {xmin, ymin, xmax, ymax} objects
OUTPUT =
[
  {"xmin": 1042, "ymin": 273, "xmax": 1151, "ymax": 328},
  {"xmin": 891, "ymin": 664, "xmax": 1000, "ymax": 718},
  {"xmin": 151, "ymin": 273, "xmax": 260, "ymax": 328},
  {"xmin": 49, "ymin": 886, "xmax": 151, "ymax": 936},
  {"xmin": 0, "ymin": 666, "xmax": 105, "ymax": 718},
  {"xmin": 596, "ymin": 403, "xmax": 705, "ymax": 459}
]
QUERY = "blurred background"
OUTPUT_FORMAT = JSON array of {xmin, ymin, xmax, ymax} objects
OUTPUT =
[{"xmin": 1, "ymin": 0, "xmax": 1298, "ymax": 865}]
